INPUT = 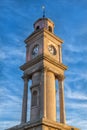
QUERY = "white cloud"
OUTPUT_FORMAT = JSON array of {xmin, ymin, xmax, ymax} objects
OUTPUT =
[
  {"xmin": 0, "ymin": 47, "xmax": 25, "ymax": 60},
  {"xmin": 65, "ymin": 83, "xmax": 87, "ymax": 100},
  {"xmin": 0, "ymin": 83, "xmax": 31, "ymax": 126},
  {"xmin": 0, "ymin": 51, "xmax": 7, "ymax": 60},
  {"xmin": 0, "ymin": 121, "xmax": 20, "ymax": 130},
  {"xmin": 67, "ymin": 118, "xmax": 87, "ymax": 130},
  {"xmin": 64, "ymin": 43, "xmax": 83, "ymax": 53},
  {"xmin": 65, "ymin": 71, "xmax": 87, "ymax": 82},
  {"xmin": 63, "ymin": 24, "xmax": 87, "ymax": 56},
  {"xmin": 66, "ymin": 100, "xmax": 87, "ymax": 110}
]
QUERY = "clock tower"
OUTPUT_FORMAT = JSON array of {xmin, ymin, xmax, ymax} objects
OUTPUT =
[
  {"xmin": 7, "ymin": 17, "xmax": 79, "ymax": 130},
  {"xmin": 21, "ymin": 17, "xmax": 66, "ymax": 123}
]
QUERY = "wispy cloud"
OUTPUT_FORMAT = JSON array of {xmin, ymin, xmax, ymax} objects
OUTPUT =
[
  {"xmin": 64, "ymin": 81, "xmax": 87, "ymax": 100},
  {"xmin": 67, "ymin": 118, "xmax": 87, "ymax": 130},
  {"xmin": 0, "ymin": 121, "xmax": 20, "ymax": 130},
  {"xmin": 0, "ymin": 81, "xmax": 31, "ymax": 129}
]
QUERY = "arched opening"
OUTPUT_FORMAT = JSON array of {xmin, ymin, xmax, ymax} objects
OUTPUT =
[
  {"xmin": 48, "ymin": 26, "xmax": 52, "ymax": 32},
  {"xmin": 32, "ymin": 90, "xmax": 37, "ymax": 106},
  {"xmin": 36, "ymin": 26, "xmax": 40, "ymax": 31}
]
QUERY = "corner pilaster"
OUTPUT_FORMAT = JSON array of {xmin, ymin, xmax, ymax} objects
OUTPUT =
[
  {"xmin": 21, "ymin": 74, "xmax": 29, "ymax": 123},
  {"xmin": 58, "ymin": 77, "xmax": 66, "ymax": 124},
  {"xmin": 40, "ymin": 68, "xmax": 47, "ymax": 119}
]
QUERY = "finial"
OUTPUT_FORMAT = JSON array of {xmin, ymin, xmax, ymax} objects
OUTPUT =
[{"xmin": 42, "ymin": 6, "xmax": 45, "ymax": 18}]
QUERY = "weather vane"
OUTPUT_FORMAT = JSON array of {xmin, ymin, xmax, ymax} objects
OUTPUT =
[{"xmin": 42, "ymin": 6, "xmax": 45, "ymax": 18}]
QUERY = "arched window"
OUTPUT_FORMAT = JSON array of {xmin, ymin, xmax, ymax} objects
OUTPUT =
[
  {"xmin": 32, "ymin": 90, "xmax": 37, "ymax": 106},
  {"xmin": 48, "ymin": 26, "xmax": 52, "ymax": 32},
  {"xmin": 36, "ymin": 26, "xmax": 40, "ymax": 30}
]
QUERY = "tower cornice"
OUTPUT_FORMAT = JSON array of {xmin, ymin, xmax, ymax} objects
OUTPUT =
[
  {"xmin": 20, "ymin": 54, "xmax": 67, "ymax": 80},
  {"xmin": 20, "ymin": 54, "xmax": 67, "ymax": 71},
  {"xmin": 24, "ymin": 28, "xmax": 63, "ymax": 45},
  {"xmin": 7, "ymin": 118, "xmax": 79, "ymax": 130}
]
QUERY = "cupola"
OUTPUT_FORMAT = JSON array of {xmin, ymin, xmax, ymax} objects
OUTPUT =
[{"xmin": 33, "ymin": 17, "xmax": 54, "ymax": 33}]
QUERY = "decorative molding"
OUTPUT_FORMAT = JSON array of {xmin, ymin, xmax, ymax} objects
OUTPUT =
[
  {"xmin": 24, "ymin": 28, "xmax": 63, "ymax": 44},
  {"xmin": 56, "ymin": 74, "xmax": 65, "ymax": 81},
  {"xmin": 20, "ymin": 54, "xmax": 67, "ymax": 71},
  {"xmin": 7, "ymin": 118, "xmax": 79, "ymax": 130},
  {"xmin": 22, "ymin": 74, "xmax": 29, "ymax": 81},
  {"xmin": 30, "ymin": 84, "xmax": 40, "ymax": 90}
]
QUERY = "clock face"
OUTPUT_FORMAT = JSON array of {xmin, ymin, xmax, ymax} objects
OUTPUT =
[
  {"xmin": 32, "ymin": 45, "xmax": 39, "ymax": 58},
  {"xmin": 48, "ymin": 45, "xmax": 56, "ymax": 55}
]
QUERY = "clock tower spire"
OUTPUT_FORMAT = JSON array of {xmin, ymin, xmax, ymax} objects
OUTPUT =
[
  {"xmin": 7, "ymin": 17, "xmax": 79, "ymax": 130},
  {"xmin": 42, "ymin": 6, "xmax": 45, "ymax": 18}
]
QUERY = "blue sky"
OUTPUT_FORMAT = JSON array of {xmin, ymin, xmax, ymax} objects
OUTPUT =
[{"xmin": 0, "ymin": 0, "xmax": 87, "ymax": 130}]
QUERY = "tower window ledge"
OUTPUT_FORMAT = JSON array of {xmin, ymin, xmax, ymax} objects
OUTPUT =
[
  {"xmin": 30, "ymin": 83, "xmax": 40, "ymax": 89},
  {"xmin": 31, "ymin": 106, "xmax": 40, "ymax": 109}
]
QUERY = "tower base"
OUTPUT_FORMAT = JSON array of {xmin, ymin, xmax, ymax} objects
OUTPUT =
[{"xmin": 7, "ymin": 118, "xmax": 79, "ymax": 130}]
